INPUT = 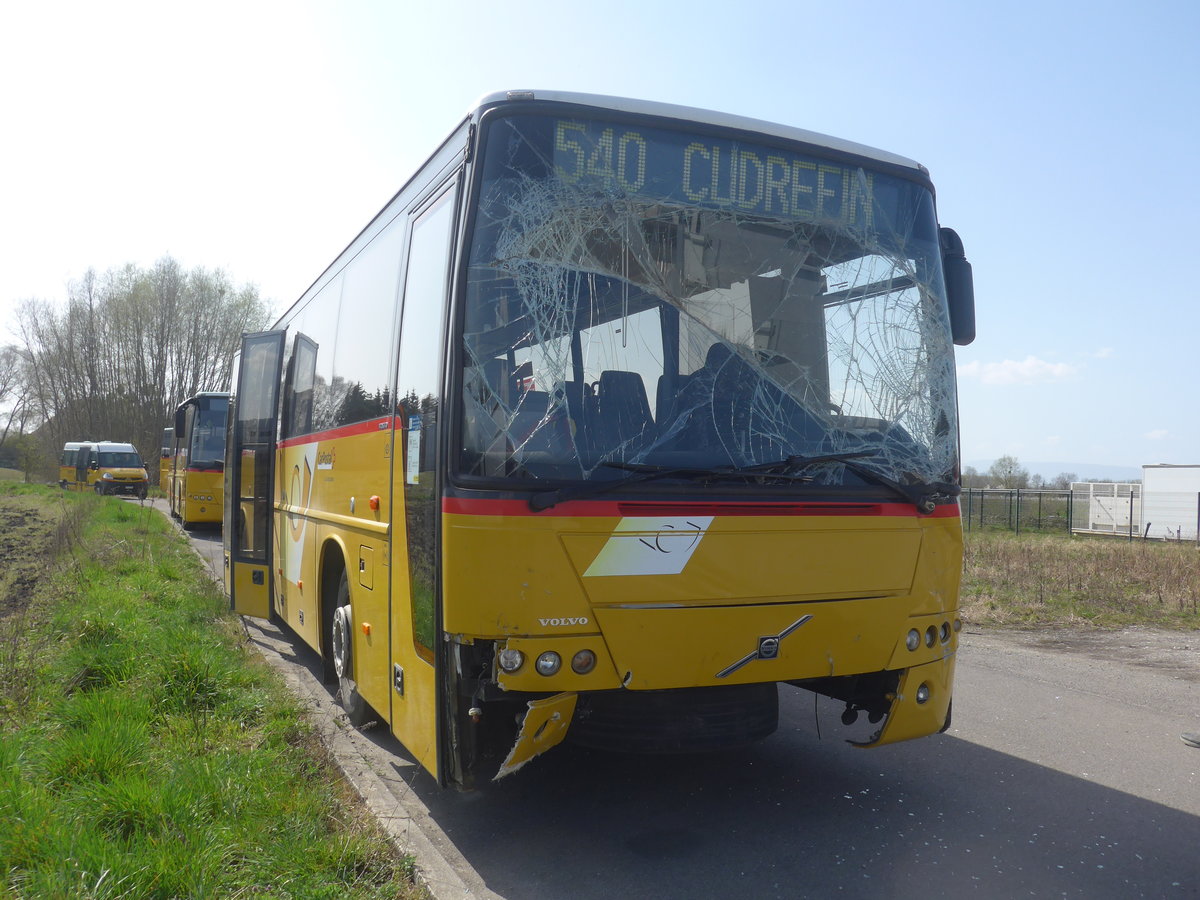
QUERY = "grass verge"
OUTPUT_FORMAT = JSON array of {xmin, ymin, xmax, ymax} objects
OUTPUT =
[
  {"xmin": 0, "ymin": 483, "xmax": 426, "ymax": 899},
  {"xmin": 961, "ymin": 529, "xmax": 1200, "ymax": 629}
]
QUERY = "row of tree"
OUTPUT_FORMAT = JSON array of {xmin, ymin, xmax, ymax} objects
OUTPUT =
[
  {"xmin": 962, "ymin": 454, "xmax": 1077, "ymax": 490},
  {"xmin": 0, "ymin": 256, "xmax": 271, "ymax": 482}
]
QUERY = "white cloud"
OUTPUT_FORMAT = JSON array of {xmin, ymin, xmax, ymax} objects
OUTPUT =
[
  {"xmin": 1093, "ymin": 347, "xmax": 1114, "ymax": 358},
  {"xmin": 1145, "ymin": 429, "xmax": 1169, "ymax": 440},
  {"xmin": 957, "ymin": 356, "xmax": 1078, "ymax": 385}
]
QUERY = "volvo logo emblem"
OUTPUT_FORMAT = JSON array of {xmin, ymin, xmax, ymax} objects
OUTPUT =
[{"xmin": 716, "ymin": 615, "xmax": 813, "ymax": 678}]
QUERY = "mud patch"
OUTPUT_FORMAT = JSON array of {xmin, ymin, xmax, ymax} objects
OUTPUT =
[{"xmin": 0, "ymin": 501, "xmax": 58, "ymax": 617}]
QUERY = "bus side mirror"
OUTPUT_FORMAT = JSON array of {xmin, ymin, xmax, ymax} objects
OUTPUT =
[{"xmin": 940, "ymin": 227, "xmax": 975, "ymax": 346}]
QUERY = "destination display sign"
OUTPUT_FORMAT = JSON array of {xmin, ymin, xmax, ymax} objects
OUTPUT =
[{"xmin": 552, "ymin": 118, "xmax": 884, "ymax": 229}]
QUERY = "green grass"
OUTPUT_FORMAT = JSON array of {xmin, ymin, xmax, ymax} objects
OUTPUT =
[
  {"xmin": 0, "ymin": 484, "xmax": 425, "ymax": 899},
  {"xmin": 0, "ymin": 467, "xmax": 23, "ymax": 481},
  {"xmin": 961, "ymin": 529, "xmax": 1200, "ymax": 629}
]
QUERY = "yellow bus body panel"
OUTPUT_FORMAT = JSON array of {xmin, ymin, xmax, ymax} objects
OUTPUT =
[
  {"xmin": 176, "ymin": 469, "xmax": 224, "ymax": 524},
  {"xmin": 444, "ymin": 507, "xmax": 961, "ymax": 742},
  {"xmin": 271, "ymin": 421, "xmax": 441, "ymax": 780}
]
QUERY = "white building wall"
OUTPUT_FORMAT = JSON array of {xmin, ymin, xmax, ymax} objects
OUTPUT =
[{"xmin": 1141, "ymin": 465, "xmax": 1200, "ymax": 541}]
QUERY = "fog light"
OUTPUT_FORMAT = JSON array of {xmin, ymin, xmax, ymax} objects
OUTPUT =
[
  {"xmin": 535, "ymin": 651, "xmax": 561, "ymax": 676},
  {"xmin": 915, "ymin": 683, "xmax": 931, "ymax": 704},
  {"xmin": 906, "ymin": 629, "xmax": 921, "ymax": 651},
  {"xmin": 497, "ymin": 648, "xmax": 524, "ymax": 673},
  {"xmin": 953, "ymin": 618, "xmax": 962, "ymax": 632},
  {"xmin": 925, "ymin": 626, "xmax": 937, "ymax": 648},
  {"xmin": 571, "ymin": 649, "xmax": 596, "ymax": 674},
  {"xmin": 940, "ymin": 622, "xmax": 951, "ymax": 643}
]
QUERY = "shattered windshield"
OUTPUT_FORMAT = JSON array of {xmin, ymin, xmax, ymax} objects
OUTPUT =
[{"xmin": 458, "ymin": 112, "xmax": 958, "ymax": 489}]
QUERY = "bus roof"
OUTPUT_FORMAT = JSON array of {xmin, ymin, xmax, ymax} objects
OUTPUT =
[{"xmin": 473, "ymin": 90, "xmax": 926, "ymax": 174}]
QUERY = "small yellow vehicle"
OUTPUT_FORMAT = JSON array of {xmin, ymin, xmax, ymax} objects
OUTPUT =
[{"xmin": 70, "ymin": 441, "xmax": 149, "ymax": 499}]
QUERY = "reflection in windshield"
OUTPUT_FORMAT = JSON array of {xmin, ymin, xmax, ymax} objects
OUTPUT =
[
  {"xmin": 459, "ymin": 114, "xmax": 958, "ymax": 490},
  {"xmin": 191, "ymin": 404, "xmax": 228, "ymax": 465}
]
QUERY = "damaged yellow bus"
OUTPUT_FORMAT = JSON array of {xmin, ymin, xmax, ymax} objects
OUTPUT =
[{"xmin": 224, "ymin": 91, "xmax": 976, "ymax": 789}]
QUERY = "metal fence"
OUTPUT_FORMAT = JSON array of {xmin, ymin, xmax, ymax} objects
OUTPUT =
[
  {"xmin": 960, "ymin": 489, "xmax": 1073, "ymax": 533},
  {"xmin": 961, "ymin": 484, "xmax": 1200, "ymax": 543}
]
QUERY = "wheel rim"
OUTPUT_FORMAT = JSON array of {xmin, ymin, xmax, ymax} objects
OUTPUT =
[{"xmin": 331, "ymin": 607, "xmax": 350, "ymax": 679}]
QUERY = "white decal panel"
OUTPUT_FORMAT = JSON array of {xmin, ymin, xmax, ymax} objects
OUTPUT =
[
  {"xmin": 583, "ymin": 516, "xmax": 714, "ymax": 578},
  {"xmin": 283, "ymin": 444, "xmax": 318, "ymax": 584}
]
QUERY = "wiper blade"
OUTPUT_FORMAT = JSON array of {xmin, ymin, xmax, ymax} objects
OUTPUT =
[
  {"xmin": 743, "ymin": 452, "xmax": 959, "ymax": 513},
  {"xmin": 737, "ymin": 451, "xmax": 876, "ymax": 475},
  {"xmin": 528, "ymin": 462, "xmax": 811, "ymax": 512}
]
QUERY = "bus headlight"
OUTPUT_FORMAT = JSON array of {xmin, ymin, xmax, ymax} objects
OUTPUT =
[
  {"xmin": 571, "ymin": 649, "xmax": 596, "ymax": 674},
  {"xmin": 497, "ymin": 648, "xmax": 524, "ymax": 673},
  {"xmin": 535, "ymin": 651, "xmax": 561, "ymax": 676},
  {"xmin": 916, "ymin": 683, "xmax": 931, "ymax": 704},
  {"xmin": 906, "ymin": 629, "xmax": 921, "ymax": 651}
]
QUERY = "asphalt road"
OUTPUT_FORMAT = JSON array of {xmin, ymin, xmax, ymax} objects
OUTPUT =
[{"xmin": 166, "ymin": 505, "xmax": 1200, "ymax": 899}]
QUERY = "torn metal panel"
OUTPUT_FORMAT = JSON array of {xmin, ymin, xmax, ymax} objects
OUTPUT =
[
  {"xmin": 494, "ymin": 692, "xmax": 578, "ymax": 780},
  {"xmin": 460, "ymin": 113, "xmax": 958, "ymax": 496}
]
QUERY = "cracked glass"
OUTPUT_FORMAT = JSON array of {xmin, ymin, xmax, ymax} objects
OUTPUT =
[{"xmin": 458, "ymin": 112, "xmax": 958, "ymax": 490}]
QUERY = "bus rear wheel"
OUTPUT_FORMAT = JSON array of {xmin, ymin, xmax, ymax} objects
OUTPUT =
[{"xmin": 331, "ymin": 575, "xmax": 373, "ymax": 727}]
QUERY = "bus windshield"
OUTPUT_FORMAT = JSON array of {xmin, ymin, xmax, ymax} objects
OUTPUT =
[
  {"xmin": 459, "ymin": 112, "xmax": 959, "ymax": 489},
  {"xmin": 99, "ymin": 451, "xmax": 142, "ymax": 468},
  {"xmin": 190, "ymin": 399, "xmax": 229, "ymax": 468}
]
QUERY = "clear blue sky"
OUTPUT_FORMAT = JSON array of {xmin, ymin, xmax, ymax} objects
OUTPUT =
[{"xmin": 2, "ymin": 0, "xmax": 1196, "ymax": 475}]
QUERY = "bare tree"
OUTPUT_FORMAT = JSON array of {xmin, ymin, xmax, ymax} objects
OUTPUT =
[
  {"xmin": 14, "ymin": 256, "xmax": 271, "ymax": 477},
  {"xmin": 988, "ymin": 454, "xmax": 1030, "ymax": 489}
]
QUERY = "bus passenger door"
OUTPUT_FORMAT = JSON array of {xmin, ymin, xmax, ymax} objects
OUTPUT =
[
  {"xmin": 390, "ymin": 184, "xmax": 458, "ymax": 785},
  {"xmin": 225, "ymin": 330, "xmax": 286, "ymax": 619}
]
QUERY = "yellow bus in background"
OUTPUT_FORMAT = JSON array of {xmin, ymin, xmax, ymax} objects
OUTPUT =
[
  {"xmin": 225, "ymin": 91, "xmax": 976, "ymax": 789},
  {"xmin": 168, "ymin": 392, "xmax": 229, "ymax": 528},
  {"xmin": 160, "ymin": 427, "xmax": 174, "ymax": 489}
]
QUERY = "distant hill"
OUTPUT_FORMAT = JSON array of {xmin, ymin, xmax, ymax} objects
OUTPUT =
[{"xmin": 965, "ymin": 460, "xmax": 1144, "ymax": 483}]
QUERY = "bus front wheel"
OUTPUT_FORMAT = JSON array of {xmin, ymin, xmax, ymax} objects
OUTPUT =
[{"xmin": 331, "ymin": 576, "xmax": 372, "ymax": 727}]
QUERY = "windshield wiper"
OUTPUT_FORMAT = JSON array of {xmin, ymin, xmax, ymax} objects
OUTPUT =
[
  {"xmin": 742, "ymin": 452, "xmax": 960, "ymax": 514},
  {"xmin": 527, "ymin": 462, "xmax": 813, "ymax": 512}
]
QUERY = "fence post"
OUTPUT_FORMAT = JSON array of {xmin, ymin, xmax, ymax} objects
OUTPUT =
[
  {"xmin": 1015, "ymin": 489, "xmax": 1021, "ymax": 536},
  {"xmin": 1068, "ymin": 489, "xmax": 1073, "ymax": 535},
  {"xmin": 1128, "ymin": 491, "xmax": 1135, "ymax": 543}
]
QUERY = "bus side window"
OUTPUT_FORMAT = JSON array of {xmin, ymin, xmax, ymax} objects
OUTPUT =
[{"xmin": 283, "ymin": 334, "xmax": 319, "ymax": 439}]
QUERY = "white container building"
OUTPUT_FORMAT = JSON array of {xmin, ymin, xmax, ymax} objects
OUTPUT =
[{"xmin": 1140, "ymin": 464, "xmax": 1200, "ymax": 541}]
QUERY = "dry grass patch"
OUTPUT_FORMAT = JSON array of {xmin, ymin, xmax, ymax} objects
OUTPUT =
[{"xmin": 961, "ymin": 531, "xmax": 1200, "ymax": 628}]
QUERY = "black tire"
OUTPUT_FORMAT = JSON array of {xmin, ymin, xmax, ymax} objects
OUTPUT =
[
  {"xmin": 94, "ymin": 483, "xmax": 105, "ymax": 496},
  {"xmin": 331, "ymin": 573, "xmax": 373, "ymax": 727}
]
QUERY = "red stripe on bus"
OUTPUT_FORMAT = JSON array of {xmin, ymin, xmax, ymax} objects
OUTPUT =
[
  {"xmin": 276, "ymin": 416, "xmax": 395, "ymax": 449},
  {"xmin": 442, "ymin": 496, "xmax": 960, "ymax": 518}
]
